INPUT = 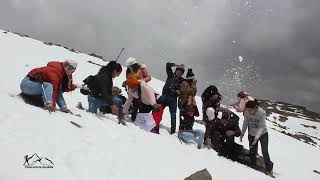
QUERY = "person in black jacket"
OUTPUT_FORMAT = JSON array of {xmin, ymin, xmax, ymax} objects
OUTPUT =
[
  {"xmin": 87, "ymin": 61, "xmax": 124, "ymax": 124},
  {"xmin": 161, "ymin": 62, "xmax": 185, "ymax": 134},
  {"xmin": 201, "ymin": 85, "xmax": 222, "ymax": 123},
  {"xmin": 205, "ymin": 107, "xmax": 242, "ymax": 161}
]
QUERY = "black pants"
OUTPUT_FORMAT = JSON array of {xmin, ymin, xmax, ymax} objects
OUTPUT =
[
  {"xmin": 131, "ymin": 99, "xmax": 139, "ymax": 121},
  {"xmin": 211, "ymin": 131, "xmax": 242, "ymax": 161},
  {"xmin": 248, "ymin": 133, "xmax": 272, "ymax": 172}
]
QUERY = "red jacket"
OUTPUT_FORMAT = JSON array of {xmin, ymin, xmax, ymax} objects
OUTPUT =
[{"xmin": 27, "ymin": 61, "xmax": 76, "ymax": 108}]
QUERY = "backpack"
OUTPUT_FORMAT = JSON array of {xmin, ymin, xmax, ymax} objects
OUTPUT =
[{"xmin": 80, "ymin": 75, "xmax": 100, "ymax": 96}]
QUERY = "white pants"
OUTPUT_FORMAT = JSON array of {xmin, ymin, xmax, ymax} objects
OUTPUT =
[{"xmin": 135, "ymin": 113, "xmax": 156, "ymax": 132}]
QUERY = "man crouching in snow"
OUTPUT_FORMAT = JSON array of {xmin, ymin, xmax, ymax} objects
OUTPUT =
[
  {"xmin": 205, "ymin": 107, "xmax": 243, "ymax": 161},
  {"xmin": 20, "ymin": 60, "xmax": 80, "ymax": 113},
  {"xmin": 123, "ymin": 75, "xmax": 161, "ymax": 132}
]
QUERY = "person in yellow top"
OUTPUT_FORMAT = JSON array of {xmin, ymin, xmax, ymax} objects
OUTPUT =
[{"xmin": 122, "ymin": 57, "xmax": 152, "ymax": 121}]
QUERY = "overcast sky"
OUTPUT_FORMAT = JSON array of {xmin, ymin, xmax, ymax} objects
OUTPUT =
[{"xmin": 0, "ymin": 0, "xmax": 319, "ymax": 112}]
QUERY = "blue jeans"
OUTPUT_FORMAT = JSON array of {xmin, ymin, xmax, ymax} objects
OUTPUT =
[
  {"xmin": 20, "ymin": 76, "xmax": 67, "ymax": 108},
  {"xmin": 161, "ymin": 95, "xmax": 178, "ymax": 130},
  {"xmin": 178, "ymin": 129, "xmax": 205, "ymax": 148},
  {"xmin": 88, "ymin": 95, "xmax": 124, "ymax": 120}
]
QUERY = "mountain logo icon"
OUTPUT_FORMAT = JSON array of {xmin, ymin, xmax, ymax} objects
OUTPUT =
[{"xmin": 23, "ymin": 153, "xmax": 54, "ymax": 168}]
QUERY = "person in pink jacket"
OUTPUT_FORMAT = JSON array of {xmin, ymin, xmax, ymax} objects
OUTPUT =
[
  {"xmin": 123, "ymin": 75, "xmax": 161, "ymax": 132},
  {"xmin": 233, "ymin": 91, "xmax": 255, "ymax": 112}
]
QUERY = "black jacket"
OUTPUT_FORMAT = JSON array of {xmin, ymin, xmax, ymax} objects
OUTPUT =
[
  {"xmin": 95, "ymin": 66, "xmax": 114, "ymax": 105},
  {"xmin": 205, "ymin": 116, "xmax": 241, "ymax": 143},
  {"xmin": 201, "ymin": 85, "xmax": 221, "ymax": 101},
  {"xmin": 201, "ymin": 85, "xmax": 222, "ymax": 122},
  {"xmin": 162, "ymin": 62, "xmax": 184, "ymax": 97},
  {"xmin": 179, "ymin": 104, "xmax": 199, "ymax": 131}
]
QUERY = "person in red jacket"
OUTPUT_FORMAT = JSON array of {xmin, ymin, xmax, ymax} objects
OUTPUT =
[{"xmin": 20, "ymin": 60, "xmax": 79, "ymax": 112}]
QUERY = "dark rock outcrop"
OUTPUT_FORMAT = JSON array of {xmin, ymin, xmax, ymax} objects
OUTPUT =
[{"xmin": 185, "ymin": 169, "xmax": 212, "ymax": 180}]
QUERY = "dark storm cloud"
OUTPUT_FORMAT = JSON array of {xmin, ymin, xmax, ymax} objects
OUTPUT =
[{"xmin": 0, "ymin": 0, "xmax": 319, "ymax": 112}]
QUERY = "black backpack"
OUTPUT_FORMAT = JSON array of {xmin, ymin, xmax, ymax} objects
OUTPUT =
[{"xmin": 80, "ymin": 75, "xmax": 100, "ymax": 96}]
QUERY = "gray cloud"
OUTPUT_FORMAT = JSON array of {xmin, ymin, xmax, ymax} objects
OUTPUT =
[{"xmin": 0, "ymin": 0, "xmax": 319, "ymax": 112}]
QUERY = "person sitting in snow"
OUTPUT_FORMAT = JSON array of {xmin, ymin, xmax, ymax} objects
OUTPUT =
[
  {"xmin": 178, "ymin": 96, "xmax": 204, "ymax": 149},
  {"xmin": 205, "ymin": 107, "xmax": 243, "ymax": 161},
  {"xmin": 201, "ymin": 85, "xmax": 222, "ymax": 123},
  {"xmin": 240, "ymin": 100, "xmax": 273, "ymax": 176},
  {"xmin": 232, "ymin": 91, "xmax": 255, "ymax": 112},
  {"xmin": 122, "ymin": 57, "xmax": 152, "ymax": 122},
  {"xmin": 161, "ymin": 62, "xmax": 185, "ymax": 134},
  {"xmin": 86, "ymin": 61, "xmax": 125, "ymax": 125},
  {"xmin": 123, "ymin": 75, "xmax": 161, "ymax": 132},
  {"xmin": 20, "ymin": 60, "xmax": 80, "ymax": 113}
]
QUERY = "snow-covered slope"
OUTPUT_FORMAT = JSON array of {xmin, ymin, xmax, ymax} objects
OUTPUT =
[{"xmin": 0, "ymin": 30, "xmax": 319, "ymax": 180}]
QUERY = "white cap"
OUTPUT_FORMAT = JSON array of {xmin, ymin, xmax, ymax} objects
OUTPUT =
[
  {"xmin": 65, "ymin": 59, "xmax": 78, "ymax": 68},
  {"xmin": 206, "ymin": 107, "xmax": 215, "ymax": 121},
  {"xmin": 126, "ymin": 57, "xmax": 137, "ymax": 66}
]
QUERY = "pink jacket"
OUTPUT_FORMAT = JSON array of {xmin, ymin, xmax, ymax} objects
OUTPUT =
[
  {"xmin": 235, "ymin": 95, "xmax": 255, "ymax": 112},
  {"xmin": 123, "ymin": 81, "xmax": 157, "ymax": 114}
]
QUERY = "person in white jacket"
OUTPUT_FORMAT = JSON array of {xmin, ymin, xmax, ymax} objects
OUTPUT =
[{"xmin": 123, "ymin": 75, "xmax": 161, "ymax": 132}]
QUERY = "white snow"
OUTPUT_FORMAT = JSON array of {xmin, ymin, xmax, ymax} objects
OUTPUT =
[{"xmin": 0, "ymin": 30, "xmax": 319, "ymax": 180}]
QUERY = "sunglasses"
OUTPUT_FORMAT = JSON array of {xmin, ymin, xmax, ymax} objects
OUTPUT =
[{"xmin": 64, "ymin": 63, "xmax": 76, "ymax": 71}]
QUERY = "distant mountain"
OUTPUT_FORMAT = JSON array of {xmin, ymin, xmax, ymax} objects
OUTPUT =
[{"xmin": 259, "ymin": 100, "xmax": 320, "ymax": 147}]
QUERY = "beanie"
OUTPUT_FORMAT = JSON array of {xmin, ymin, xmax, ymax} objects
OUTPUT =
[
  {"xmin": 126, "ymin": 57, "xmax": 137, "ymax": 67},
  {"xmin": 186, "ymin": 68, "xmax": 195, "ymax": 80},
  {"xmin": 65, "ymin": 60, "xmax": 78, "ymax": 68}
]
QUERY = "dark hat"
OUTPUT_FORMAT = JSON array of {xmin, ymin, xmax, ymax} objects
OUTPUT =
[
  {"xmin": 246, "ymin": 100, "xmax": 259, "ymax": 109},
  {"xmin": 186, "ymin": 68, "xmax": 195, "ymax": 80}
]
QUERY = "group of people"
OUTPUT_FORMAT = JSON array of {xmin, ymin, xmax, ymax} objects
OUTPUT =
[{"xmin": 19, "ymin": 58, "xmax": 273, "ymax": 176}]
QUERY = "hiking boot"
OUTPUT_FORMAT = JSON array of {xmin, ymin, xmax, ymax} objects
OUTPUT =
[
  {"xmin": 118, "ymin": 119, "xmax": 127, "ymax": 126},
  {"xmin": 265, "ymin": 171, "xmax": 274, "ymax": 178}
]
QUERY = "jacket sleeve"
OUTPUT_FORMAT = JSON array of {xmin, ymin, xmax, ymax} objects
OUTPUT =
[
  {"xmin": 63, "ymin": 84, "xmax": 77, "ymax": 92},
  {"xmin": 233, "ymin": 119, "xmax": 241, "ymax": 137},
  {"xmin": 255, "ymin": 111, "xmax": 267, "ymax": 140},
  {"xmin": 205, "ymin": 124, "xmax": 213, "ymax": 139},
  {"xmin": 141, "ymin": 81, "xmax": 157, "ymax": 106},
  {"xmin": 50, "ymin": 78, "xmax": 61, "ymax": 109},
  {"xmin": 237, "ymin": 98, "xmax": 247, "ymax": 112},
  {"xmin": 98, "ymin": 75, "xmax": 113, "ymax": 105},
  {"xmin": 166, "ymin": 62, "xmax": 175, "ymax": 77},
  {"xmin": 180, "ymin": 105, "xmax": 188, "ymax": 117},
  {"xmin": 140, "ymin": 67, "xmax": 152, "ymax": 82},
  {"xmin": 194, "ymin": 105, "xmax": 200, "ymax": 117},
  {"xmin": 123, "ymin": 93, "xmax": 134, "ymax": 114},
  {"xmin": 241, "ymin": 113, "xmax": 248, "ymax": 135}
]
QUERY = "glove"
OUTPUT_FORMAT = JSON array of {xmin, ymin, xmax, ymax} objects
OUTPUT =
[{"xmin": 45, "ymin": 103, "xmax": 56, "ymax": 112}]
